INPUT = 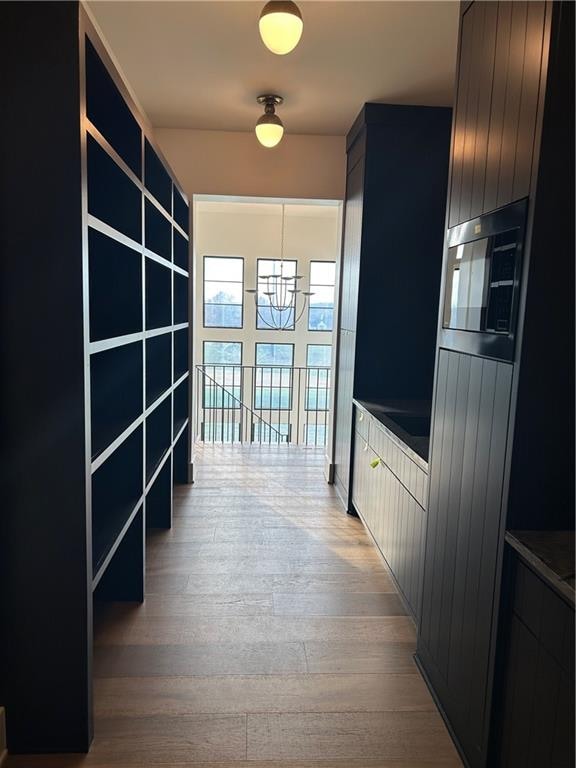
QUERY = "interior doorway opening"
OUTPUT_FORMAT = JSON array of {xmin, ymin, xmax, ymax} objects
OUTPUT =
[{"xmin": 191, "ymin": 195, "xmax": 342, "ymax": 455}]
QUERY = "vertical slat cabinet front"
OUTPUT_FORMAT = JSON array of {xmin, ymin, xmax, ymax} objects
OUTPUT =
[
  {"xmin": 451, "ymin": 1, "xmax": 548, "ymax": 225},
  {"xmin": 418, "ymin": 349, "xmax": 513, "ymax": 766}
]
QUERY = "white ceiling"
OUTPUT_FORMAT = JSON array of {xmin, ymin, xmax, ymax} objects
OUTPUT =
[{"xmin": 88, "ymin": 1, "xmax": 459, "ymax": 136}]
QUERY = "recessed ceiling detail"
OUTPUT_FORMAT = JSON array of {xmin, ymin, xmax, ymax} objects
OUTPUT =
[{"xmin": 88, "ymin": 1, "xmax": 459, "ymax": 136}]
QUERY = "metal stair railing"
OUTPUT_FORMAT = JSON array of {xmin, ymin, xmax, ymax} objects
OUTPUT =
[
  {"xmin": 194, "ymin": 364, "xmax": 331, "ymax": 446},
  {"xmin": 195, "ymin": 365, "xmax": 287, "ymax": 444}
]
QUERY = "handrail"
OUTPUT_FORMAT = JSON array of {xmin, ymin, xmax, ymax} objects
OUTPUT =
[{"xmin": 195, "ymin": 365, "xmax": 286, "ymax": 442}]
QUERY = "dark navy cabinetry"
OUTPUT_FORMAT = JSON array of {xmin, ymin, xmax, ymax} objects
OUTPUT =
[
  {"xmin": 333, "ymin": 103, "xmax": 451, "ymax": 508},
  {"xmin": 0, "ymin": 2, "xmax": 191, "ymax": 753},
  {"xmin": 416, "ymin": 3, "xmax": 574, "ymax": 767}
]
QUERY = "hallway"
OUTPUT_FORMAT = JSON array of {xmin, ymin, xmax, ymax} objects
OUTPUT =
[{"xmin": 10, "ymin": 445, "xmax": 460, "ymax": 767}]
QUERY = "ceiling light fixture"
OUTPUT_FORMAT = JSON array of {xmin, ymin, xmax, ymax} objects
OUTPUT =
[
  {"xmin": 255, "ymin": 94, "xmax": 284, "ymax": 148},
  {"xmin": 259, "ymin": 1, "xmax": 303, "ymax": 55}
]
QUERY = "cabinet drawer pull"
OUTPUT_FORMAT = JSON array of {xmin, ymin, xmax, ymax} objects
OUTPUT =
[
  {"xmin": 358, "ymin": 412, "xmax": 364, "ymax": 422},
  {"xmin": 363, "ymin": 440, "xmax": 369, "ymax": 452}
]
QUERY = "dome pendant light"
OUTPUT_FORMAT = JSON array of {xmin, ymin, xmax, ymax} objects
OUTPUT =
[
  {"xmin": 259, "ymin": 1, "xmax": 303, "ymax": 55},
  {"xmin": 255, "ymin": 94, "xmax": 284, "ymax": 148}
]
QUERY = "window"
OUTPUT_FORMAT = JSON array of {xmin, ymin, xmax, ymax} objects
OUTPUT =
[
  {"xmin": 308, "ymin": 261, "xmax": 336, "ymax": 331},
  {"xmin": 256, "ymin": 258, "xmax": 297, "ymax": 330},
  {"xmin": 202, "ymin": 341, "xmax": 242, "ymax": 409},
  {"xmin": 254, "ymin": 343, "xmax": 293, "ymax": 410},
  {"xmin": 204, "ymin": 256, "xmax": 243, "ymax": 328},
  {"xmin": 306, "ymin": 344, "xmax": 331, "ymax": 410}
]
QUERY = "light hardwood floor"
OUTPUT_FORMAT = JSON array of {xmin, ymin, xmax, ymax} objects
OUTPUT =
[{"xmin": 8, "ymin": 444, "xmax": 461, "ymax": 768}]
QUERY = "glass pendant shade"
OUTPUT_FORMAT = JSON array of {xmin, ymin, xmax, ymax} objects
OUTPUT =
[
  {"xmin": 259, "ymin": 1, "xmax": 303, "ymax": 55},
  {"xmin": 255, "ymin": 113, "xmax": 284, "ymax": 148}
]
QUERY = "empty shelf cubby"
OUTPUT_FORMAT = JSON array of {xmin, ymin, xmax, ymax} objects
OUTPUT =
[
  {"xmin": 173, "ymin": 229, "xmax": 188, "ymax": 271},
  {"xmin": 89, "ymin": 228, "xmax": 142, "ymax": 342},
  {"xmin": 145, "ymin": 199, "xmax": 171, "ymax": 262},
  {"xmin": 173, "ymin": 328, "xmax": 189, "ymax": 381},
  {"xmin": 85, "ymin": 38, "xmax": 142, "ymax": 178},
  {"xmin": 87, "ymin": 135, "xmax": 141, "ymax": 243},
  {"xmin": 146, "ymin": 457, "xmax": 172, "ymax": 528},
  {"xmin": 146, "ymin": 258, "xmax": 172, "ymax": 329},
  {"xmin": 90, "ymin": 341, "xmax": 143, "ymax": 459},
  {"xmin": 173, "ymin": 424, "xmax": 189, "ymax": 485},
  {"xmin": 145, "ymin": 259, "xmax": 172, "ymax": 329},
  {"xmin": 174, "ymin": 273, "xmax": 188, "ymax": 325},
  {"xmin": 146, "ymin": 333, "xmax": 172, "ymax": 407},
  {"xmin": 173, "ymin": 187, "xmax": 189, "ymax": 234},
  {"xmin": 146, "ymin": 396, "xmax": 171, "ymax": 482},
  {"xmin": 144, "ymin": 139, "xmax": 172, "ymax": 214},
  {"xmin": 91, "ymin": 425, "xmax": 143, "ymax": 579},
  {"xmin": 173, "ymin": 378, "xmax": 188, "ymax": 435}
]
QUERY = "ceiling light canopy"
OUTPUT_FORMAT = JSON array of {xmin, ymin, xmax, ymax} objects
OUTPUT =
[
  {"xmin": 259, "ymin": 1, "xmax": 303, "ymax": 55},
  {"xmin": 255, "ymin": 94, "xmax": 284, "ymax": 148}
]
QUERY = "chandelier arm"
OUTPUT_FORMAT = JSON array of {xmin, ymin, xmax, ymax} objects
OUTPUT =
[
  {"xmin": 295, "ymin": 294, "xmax": 309, "ymax": 324},
  {"xmin": 256, "ymin": 305, "xmax": 282, "ymax": 330}
]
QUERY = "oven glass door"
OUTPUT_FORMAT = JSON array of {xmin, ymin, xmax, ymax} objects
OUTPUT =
[{"xmin": 443, "ymin": 229, "xmax": 519, "ymax": 334}]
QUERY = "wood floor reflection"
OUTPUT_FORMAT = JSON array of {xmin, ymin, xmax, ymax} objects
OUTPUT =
[{"xmin": 8, "ymin": 444, "xmax": 461, "ymax": 768}]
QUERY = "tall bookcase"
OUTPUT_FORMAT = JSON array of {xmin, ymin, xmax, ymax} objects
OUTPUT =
[{"xmin": 0, "ymin": 2, "xmax": 191, "ymax": 753}]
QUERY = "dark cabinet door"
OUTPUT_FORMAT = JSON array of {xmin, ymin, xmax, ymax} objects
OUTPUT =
[
  {"xmin": 333, "ymin": 328, "xmax": 356, "ymax": 502},
  {"xmin": 333, "ymin": 153, "xmax": 364, "ymax": 503},
  {"xmin": 417, "ymin": 348, "xmax": 513, "ymax": 767},
  {"xmin": 339, "ymin": 157, "xmax": 364, "ymax": 332},
  {"xmin": 449, "ymin": 1, "xmax": 547, "ymax": 226},
  {"xmin": 498, "ymin": 560, "xmax": 575, "ymax": 768}
]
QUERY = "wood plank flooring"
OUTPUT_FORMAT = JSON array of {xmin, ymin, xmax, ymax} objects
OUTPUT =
[{"xmin": 8, "ymin": 444, "xmax": 461, "ymax": 768}]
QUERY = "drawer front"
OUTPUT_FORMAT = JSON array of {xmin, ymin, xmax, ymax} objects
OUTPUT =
[
  {"xmin": 354, "ymin": 405, "xmax": 370, "ymax": 443},
  {"xmin": 371, "ymin": 420, "xmax": 428, "ymax": 508}
]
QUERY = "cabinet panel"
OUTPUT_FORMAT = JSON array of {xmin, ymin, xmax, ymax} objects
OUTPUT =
[
  {"xmin": 484, "ymin": 2, "xmax": 514, "ymax": 214},
  {"xmin": 352, "ymin": 416, "xmax": 427, "ymax": 622},
  {"xmin": 418, "ymin": 348, "xmax": 513, "ymax": 761},
  {"xmin": 449, "ymin": 3, "xmax": 475, "ymax": 227},
  {"xmin": 470, "ymin": 1, "xmax": 498, "ymax": 218},
  {"xmin": 511, "ymin": 1, "xmax": 546, "ymax": 201},
  {"xmin": 459, "ymin": 1, "xmax": 486, "ymax": 223},
  {"xmin": 333, "ymin": 328, "xmax": 356, "ymax": 501},
  {"xmin": 499, "ymin": 559, "xmax": 575, "ymax": 768},
  {"xmin": 340, "ymin": 159, "xmax": 364, "ymax": 332},
  {"xmin": 452, "ymin": 1, "xmax": 546, "ymax": 223},
  {"xmin": 496, "ymin": 2, "xmax": 529, "ymax": 208}
]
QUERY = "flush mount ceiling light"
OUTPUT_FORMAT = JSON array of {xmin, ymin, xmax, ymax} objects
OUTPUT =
[
  {"xmin": 255, "ymin": 94, "xmax": 284, "ymax": 148},
  {"xmin": 259, "ymin": 1, "xmax": 303, "ymax": 55}
]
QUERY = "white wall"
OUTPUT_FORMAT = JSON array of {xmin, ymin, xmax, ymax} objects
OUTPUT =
[{"xmin": 156, "ymin": 129, "xmax": 346, "ymax": 201}]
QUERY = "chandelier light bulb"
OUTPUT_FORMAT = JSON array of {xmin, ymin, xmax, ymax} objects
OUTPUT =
[
  {"xmin": 259, "ymin": 1, "xmax": 303, "ymax": 55},
  {"xmin": 255, "ymin": 95, "xmax": 285, "ymax": 148}
]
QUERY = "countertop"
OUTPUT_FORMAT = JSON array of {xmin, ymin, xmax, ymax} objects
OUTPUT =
[
  {"xmin": 506, "ymin": 530, "xmax": 575, "ymax": 608},
  {"xmin": 354, "ymin": 398, "xmax": 431, "ymax": 462}
]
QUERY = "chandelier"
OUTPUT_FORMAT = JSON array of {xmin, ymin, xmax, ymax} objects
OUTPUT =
[{"xmin": 245, "ymin": 204, "xmax": 313, "ymax": 330}]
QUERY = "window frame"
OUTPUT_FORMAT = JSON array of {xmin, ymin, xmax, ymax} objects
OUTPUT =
[
  {"xmin": 308, "ymin": 259, "xmax": 336, "ymax": 332},
  {"xmin": 203, "ymin": 255, "xmax": 244, "ymax": 329}
]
